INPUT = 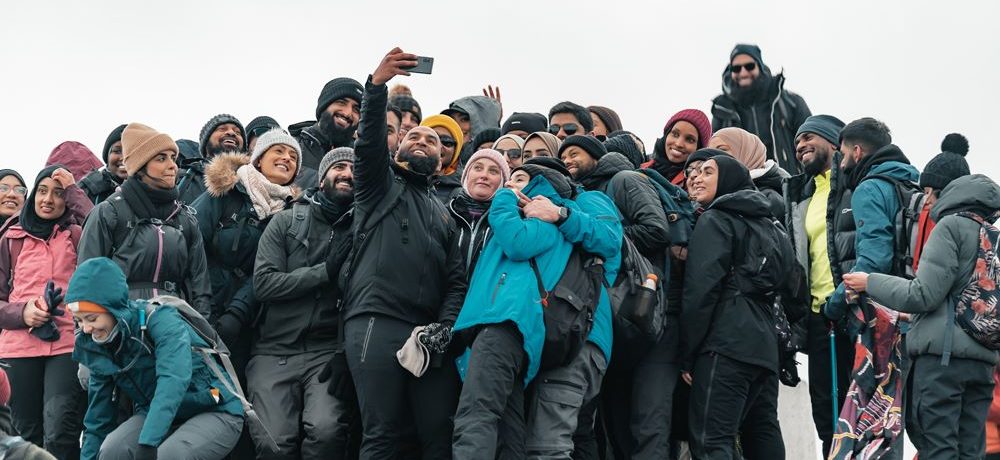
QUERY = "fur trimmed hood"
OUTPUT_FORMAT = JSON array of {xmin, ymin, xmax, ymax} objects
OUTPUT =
[{"xmin": 203, "ymin": 151, "xmax": 301, "ymax": 199}]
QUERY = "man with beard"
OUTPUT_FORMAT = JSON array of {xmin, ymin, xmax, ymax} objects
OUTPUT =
[
  {"xmin": 177, "ymin": 114, "xmax": 246, "ymax": 204},
  {"xmin": 294, "ymin": 77, "xmax": 365, "ymax": 189},
  {"xmin": 331, "ymin": 48, "xmax": 467, "ymax": 459},
  {"xmin": 783, "ymin": 114, "xmax": 853, "ymax": 456},
  {"xmin": 250, "ymin": 147, "xmax": 357, "ymax": 459},
  {"xmin": 711, "ymin": 44, "xmax": 811, "ymax": 175},
  {"xmin": 79, "ymin": 124, "xmax": 128, "ymax": 204},
  {"xmin": 387, "ymin": 105, "xmax": 402, "ymax": 155}
]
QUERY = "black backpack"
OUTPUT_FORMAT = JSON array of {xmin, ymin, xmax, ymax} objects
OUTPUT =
[{"xmin": 530, "ymin": 247, "xmax": 606, "ymax": 371}]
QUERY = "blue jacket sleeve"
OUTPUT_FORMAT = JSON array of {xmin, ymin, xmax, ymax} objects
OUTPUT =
[
  {"xmin": 80, "ymin": 372, "xmax": 117, "ymax": 460},
  {"xmin": 488, "ymin": 189, "xmax": 561, "ymax": 261},
  {"xmin": 825, "ymin": 179, "xmax": 899, "ymax": 320},
  {"xmin": 138, "ymin": 309, "xmax": 194, "ymax": 448},
  {"xmin": 557, "ymin": 191, "xmax": 623, "ymax": 262}
]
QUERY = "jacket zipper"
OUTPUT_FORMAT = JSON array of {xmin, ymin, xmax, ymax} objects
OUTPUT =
[
  {"xmin": 769, "ymin": 81, "xmax": 785, "ymax": 170},
  {"xmin": 360, "ymin": 316, "xmax": 375, "ymax": 363},
  {"xmin": 152, "ymin": 224, "xmax": 165, "ymax": 297},
  {"xmin": 491, "ymin": 273, "xmax": 507, "ymax": 303},
  {"xmin": 544, "ymin": 378, "xmax": 585, "ymax": 392}
]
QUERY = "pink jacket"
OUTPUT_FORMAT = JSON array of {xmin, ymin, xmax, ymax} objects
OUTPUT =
[{"xmin": 0, "ymin": 225, "xmax": 78, "ymax": 358}]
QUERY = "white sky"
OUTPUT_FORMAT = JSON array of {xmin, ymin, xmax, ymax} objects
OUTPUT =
[{"xmin": 2, "ymin": 1, "xmax": 998, "ymax": 187}]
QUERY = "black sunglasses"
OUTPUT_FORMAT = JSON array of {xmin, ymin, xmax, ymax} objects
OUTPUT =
[
  {"xmin": 548, "ymin": 123, "xmax": 579, "ymax": 136},
  {"xmin": 730, "ymin": 62, "xmax": 757, "ymax": 73},
  {"xmin": 497, "ymin": 148, "xmax": 522, "ymax": 159},
  {"xmin": 439, "ymin": 136, "xmax": 457, "ymax": 148}
]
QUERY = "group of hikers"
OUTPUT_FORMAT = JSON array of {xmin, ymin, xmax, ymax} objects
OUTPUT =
[{"xmin": 0, "ymin": 44, "xmax": 997, "ymax": 460}]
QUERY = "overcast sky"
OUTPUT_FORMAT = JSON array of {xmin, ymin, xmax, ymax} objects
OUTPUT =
[{"xmin": 3, "ymin": 1, "xmax": 998, "ymax": 186}]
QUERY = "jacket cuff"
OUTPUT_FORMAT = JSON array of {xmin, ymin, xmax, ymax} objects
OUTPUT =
[{"xmin": 0, "ymin": 302, "xmax": 30, "ymax": 329}]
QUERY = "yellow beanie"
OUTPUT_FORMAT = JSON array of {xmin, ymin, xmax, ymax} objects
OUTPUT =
[
  {"xmin": 420, "ymin": 115, "xmax": 464, "ymax": 175},
  {"xmin": 122, "ymin": 123, "xmax": 179, "ymax": 177}
]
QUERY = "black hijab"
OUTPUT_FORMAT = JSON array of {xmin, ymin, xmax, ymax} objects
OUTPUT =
[
  {"xmin": 19, "ymin": 165, "xmax": 71, "ymax": 240},
  {"xmin": 0, "ymin": 169, "xmax": 25, "ymax": 228},
  {"xmin": 708, "ymin": 155, "xmax": 755, "ymax": 202},
  {"xmin": 517, "ymin": 157, "xmax": 576, "ymax": 199},
  {"xmin": 119, "ymin": 176, "xmax": 179, "ymax": 221}
]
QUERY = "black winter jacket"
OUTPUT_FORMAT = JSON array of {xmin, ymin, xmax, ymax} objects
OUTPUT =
[
  {"xmin": 77, "ymin": 193, "xmax": 212, "ymax": 318},
  {"xmin": 339, "ymin": 78, "xmax": 468, "ymax": 326},
  {"xmin": 751, "ymin": 160, "xmax": 790, "ymax": 219},
  {"xmin": 448, "ymin": 197, "xmax": 492, "ymax": 281},
  {"xmin": 78, "ymin": 168, "xmax": 122, "ymax": 205},
  {"xmin": 711, "ymin": 72, "xmax": 811, "ymax": 176},
  {"xmin": 826, "ymin": 151, "xmax": 857, "ymax": 284},
  {"xmin": 253, "ymin": 196, "xmax": 349, "ymax": 355},
  {"xmin": 294, "ymin": 125, "xmax": 339, "ymax": 190},
  {"xmin": 680, "ymin": 189, "xmax": 780, "ymax": 372}
]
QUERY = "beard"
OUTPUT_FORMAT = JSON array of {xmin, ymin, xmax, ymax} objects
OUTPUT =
[
  {"xmin": 320, "ymin": 177, "xmax": 354, "ymax": 203},
  {"xmin": 396, "ymin": 147, "xmax": 440, "ymax": 176},
  {"xmin": 319, "ymin": 111, "xmax": 358, "ymax": 148},
  {"xmin": 802, "ymin": 149, "xmax": 831, "ymax": 176}
]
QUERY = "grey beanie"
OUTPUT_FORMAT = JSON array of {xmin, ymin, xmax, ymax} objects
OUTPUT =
[
  {"xmin": 318, "ymin": 147, "xmax": 355, "ymax": 185},
  {"xmin": 251, "ymin": 129, "xmax": 302, "ymax": 185},
  {"xmin": 795, "ymin": 114, "xmax": 845, "ymax": 147}
]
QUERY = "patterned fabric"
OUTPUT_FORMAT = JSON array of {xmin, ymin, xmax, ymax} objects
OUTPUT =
[
  {"xmin": 829, "ymin": 298, "xmax": 905, "ymax": 460},
  {"xmin": 953, "ymin": 212, "xmax": 1000, "ymax": 350}
]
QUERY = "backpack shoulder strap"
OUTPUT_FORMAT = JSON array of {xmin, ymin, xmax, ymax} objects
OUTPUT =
[
  {"xmin": 288, "ymin": 202, "xmax": 311, "ymax": 247},
  {"xmin": 6, "ymin": 237, "xmax": 23, "ymax": 291}
]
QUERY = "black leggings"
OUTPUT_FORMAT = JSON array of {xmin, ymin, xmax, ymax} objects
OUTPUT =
[{"xmin": 6, "ymin": 353, "xmax": 85, "ymax": 459}]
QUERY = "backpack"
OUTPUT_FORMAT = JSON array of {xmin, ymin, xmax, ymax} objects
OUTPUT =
[
  {"xmin": 140, "ymin": 295, "xmax": 280, "ymax": 454},
  {"xmin": 859, "ymin": 174, "xmax": 929, "ymax": 279},
  {"xmin": 942, "ymin": 212, "xmax": 1000, "ymax": 365},
  {"xmin": 614, "ymin": 169, "xmax": 697, "ymax": 248},
  {"xmin": 608, "ymin": 235, "xmax": 666, "ymax": 363},
  {"xmin": 529, "ymin": 247, "xmax": 606, "ymax": 371}
]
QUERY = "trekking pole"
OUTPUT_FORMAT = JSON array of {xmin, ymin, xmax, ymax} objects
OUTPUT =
[{"xmin": 830, "ymin": 327, "xmax": 839, "ymax": 431}]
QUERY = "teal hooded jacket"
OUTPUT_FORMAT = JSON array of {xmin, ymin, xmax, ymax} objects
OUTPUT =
[
  {"xmin": 67, "ymin": 257, "xmax": 243, "ymax": 459},
  {"xmin": 454, "ymin": 175, "xmax": 622, "ymax": 384}
]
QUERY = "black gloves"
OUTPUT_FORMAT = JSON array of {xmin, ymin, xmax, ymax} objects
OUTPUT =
[
  {"xmin": 135, "ymin": 444, "xmax": 157, "ymax": 460},
  {"xmin": 317, "ymin": 349, "xmax": 355, "ymax": 401},
  {"xmin": 419, "ymin": 322, "xmax": 453, "ymax": 354},
  {"xmin": 31, "ymin": 280, "xmax": 64, "ymax": 342},
  {"xmin": 214, "ymin": 312, "xmax": 242, "ymax": 349}
]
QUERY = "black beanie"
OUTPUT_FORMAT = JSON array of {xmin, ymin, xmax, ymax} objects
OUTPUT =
[
  {"xmin": 710, "ymin": 154, "xmax": 755, "ymax": 199},
  {"xmin": 199, "ymin": 114, "xmax": 245, "ymax": 157},
  {"xmin": 920, "ymin": 133, "xmax": 971, "ymax": 191},
  {"xmin": 685, "ymin": 148, "xmax": 729, "ymax": 171},
  {"xmin": 245, "ymin": 116, "xmax": 281, "ymax": 141},
  {"xmin": 604, "ymin": 134, "xmax": 644, "ymax": 168},
  {"xmin": 502, "ymin": 112, "xmax": 548, "ymax": 136},
  {"xmin": 559, "ymin": 135, "xmax": 607, "ymax": 161},
  {"xmin": 316, "ymin": 77, "xmax": 365, "ymax": 120},
  {"xmin": 472, "ymin": 128, "xmax": 502, "ymax": 150},
  {"xmin": 730, "ymin": 43, "xmax": 765, "ymax": 67},
  {"xmin": 102, "ymin": 124, "xmax": 128, "ymax": 164},
  {"xmin": 517, "ymin": 157, "xmax": 575, "ymax": 199},
  {"xmin": 389, "ymin": 94, "xmax": 422, "ymax": 122}
]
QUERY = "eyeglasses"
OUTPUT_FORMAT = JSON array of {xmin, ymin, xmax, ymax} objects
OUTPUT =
[
  {"xmin": 548, "ymin": 123, "xmax": 579, "ymax": 136},
  {"xmin": 0, "ymin": 184, "xmax": 27, "ymax": 196},
  {"xmin": 439, "ymin": 136, "xmax": 457, "ymax": 148},
  {"xmin": 730, "ymin": 62, "xmax": 757, "ymax": 74},
  {"xmin": 497, "ymin": 148, "xmax": 522, "ymax": 160}
]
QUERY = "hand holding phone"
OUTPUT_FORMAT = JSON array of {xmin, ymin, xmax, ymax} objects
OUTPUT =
[{"xmin": 403, "ymin": 56, "xmax": 434, "ymax": 74}]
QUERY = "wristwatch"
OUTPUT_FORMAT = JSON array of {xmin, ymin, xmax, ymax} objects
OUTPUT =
[{"xmin": 556, "ymin": 206, "xmax": 570, "ymax": 225}]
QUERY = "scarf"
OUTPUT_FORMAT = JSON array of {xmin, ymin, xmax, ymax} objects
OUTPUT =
[
  {"xmin": 313, "ymin": 188, "xmax": 351, "ymax": 223},
  {"xmin": 651, "ymin": 154, "xmax": 686, "ymax": 184},
  {"xmin": 19, "ymin": 165, "xmax": 68, "ymax": 240},
  {"xmin": 236, "ymin": 164, "xmax": 295, "ymax": 220},
  {"xmin": 120, "ymin": 176, "xmax": 179, "ymax": 221},
  {"xmin": 452, "ymin": 191, "xmax": 490, "ymax": 223}
]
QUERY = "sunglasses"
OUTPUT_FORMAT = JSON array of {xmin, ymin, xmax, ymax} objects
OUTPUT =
[
  {"xmin": 0, "ymin": 184, "xmax": 27, "ymax": 196},
  {"xmin": 548, "ymin": 123, "xmax": 579, "ymax": 136},
  {"xmin": 497, "ymin": 148, "xmax": 522, "ymax": 160},
  {"xmin": 439, "ymin": 136, "xmax": 457, "ymax": 148},
  {"xmin": 730, "ymin": 62, "xmax": 757, "ymax": 73}
]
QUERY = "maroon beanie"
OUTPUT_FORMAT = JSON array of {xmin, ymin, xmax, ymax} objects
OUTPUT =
[{"xmin": 663, "ymin": 109, "xmax": 712, "ymax": 149}]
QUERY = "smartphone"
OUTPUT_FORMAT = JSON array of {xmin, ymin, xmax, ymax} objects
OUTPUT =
[{"xmin": 404, "ymin": 56, "xmax": 434, "ymax": 74}]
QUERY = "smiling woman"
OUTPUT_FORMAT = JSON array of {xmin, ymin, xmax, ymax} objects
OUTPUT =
[{"xmin": 0, "ymin": 170, "xmax": 26, "ymax": 232}]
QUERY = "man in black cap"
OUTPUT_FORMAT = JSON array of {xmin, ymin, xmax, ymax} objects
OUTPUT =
[
  {"xmin": 501, "ymin": 112, "xmax": 548, "ymax": 139},
  {"xmin": 244, "ymin": 115, "xmax": 281, "ymax": 151},
  {"xmin": 293, "ymin": 77, "xmax": 365, "ymax": 188},
  {"xmin": 711, "ymin": 43, "xmax": 812, "ymax": 175},
  {"xmin": 783, "ymin": 114, "xmax": 850, "ymax": 456},
  {"xmin": 79, "ymin": 124, "xmax": 128, "ymax": 204},
  {"xmin": 176, "ymin": 113, "xmax": 246, "ymax": 204}
]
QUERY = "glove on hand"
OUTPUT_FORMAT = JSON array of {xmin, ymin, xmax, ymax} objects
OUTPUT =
[
  {"xmin": 419, "ymin": 322, "xmax": 453, "ymax": 354},
  {"xmin": 317, "ymin": 350, "xmax": 355, "ymax": 400},
  {"xmin": 31, "ymin": 280, "xmax": 64, "ymax": 342}
]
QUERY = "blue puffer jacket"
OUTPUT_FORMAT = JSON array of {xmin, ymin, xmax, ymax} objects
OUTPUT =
[
  {"xmin": 454, "ymin": 175, "xmax": 622, "ymax": 385},
  {"xmin": 825, "ymin": 158, "xmax": 920, "ymax": 320},
  {"xmin": 68, "ymin": 258, "xmax": 243, "ymax": 459}
]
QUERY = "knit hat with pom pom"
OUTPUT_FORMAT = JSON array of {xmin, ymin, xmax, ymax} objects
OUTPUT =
[{"xmin": 920, "ymin": 133, "xmax": 971, "ymax": 191}]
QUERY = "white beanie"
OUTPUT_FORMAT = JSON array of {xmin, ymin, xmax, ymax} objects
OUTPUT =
[{"xmin": 251, "ymin": 128, "xmax": 302, "ymax": 181}]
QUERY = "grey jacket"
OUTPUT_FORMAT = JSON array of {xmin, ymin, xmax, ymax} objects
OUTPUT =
[{"xmin": 868, "ymin": 174, "xmax": 1000, "ymax": 364}]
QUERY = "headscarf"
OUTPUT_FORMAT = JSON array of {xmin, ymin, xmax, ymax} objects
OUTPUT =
[
  {"xmin": 708, "ymin": 155, "xmax": 755, "ymax": 202},
  {"xmin": 523, "ymin": 132, "xmax": 562, "ymax": 158},
  {"xmin": 713, "ymin": 127, "xmax": 766, "ymax": 171},
  {"xmin": 19, "ymin": 165, "xmax": 72, "ymax": 240}
]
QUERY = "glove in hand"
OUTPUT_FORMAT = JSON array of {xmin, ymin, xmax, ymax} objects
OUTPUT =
[{"xmin": 419, "ymin": 322, "xmax": 453, "ymax": 354}]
